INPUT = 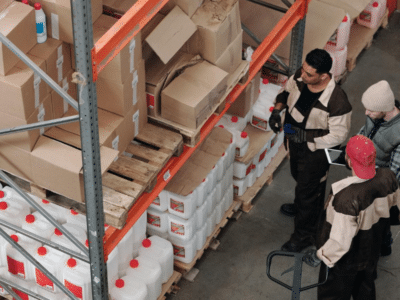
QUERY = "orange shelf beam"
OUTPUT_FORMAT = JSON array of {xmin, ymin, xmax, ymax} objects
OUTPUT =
[
  {"xmin": 91, "ymin": 0, "xmax": 170, "ymax": 81},
  {"xmin": 103, "ymin": 0, "xmax": 310, "ymax": 259}
]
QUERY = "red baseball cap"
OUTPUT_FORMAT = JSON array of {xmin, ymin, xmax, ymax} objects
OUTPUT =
[{"xmin": 346, "ymin": 135, "xmax": 376, "ymax": 179}]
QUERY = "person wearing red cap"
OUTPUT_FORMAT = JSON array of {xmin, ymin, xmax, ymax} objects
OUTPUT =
[
  {"xmin": 268, "ymin": 49, "xmax": 352, "ymax": 252},
  {"xmin": 302, "ymin": 135, "xmax": 400, "ymax": 300}
]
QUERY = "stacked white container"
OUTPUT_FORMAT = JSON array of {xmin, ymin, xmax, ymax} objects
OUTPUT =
[
  {"xmin": 110, "ymin": 277, "xmax": 148, "ymax": 300},
  {"xmin": 357, "ymin": 0, "xmax": 387, "ymax": 29},
  {"xmin": 62, "ymin": 258, "xmax": 92, "ymax": 300}
]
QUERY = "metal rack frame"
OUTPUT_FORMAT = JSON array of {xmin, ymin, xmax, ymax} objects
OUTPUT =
[{"xmin": 0, "ymin": 0, "xmax": 309, "ymax": 299}]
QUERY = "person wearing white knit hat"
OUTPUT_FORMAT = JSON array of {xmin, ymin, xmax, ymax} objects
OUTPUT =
[{"xmin": 362, "ymin": 80, "xmax": 395, "ymax": 113}]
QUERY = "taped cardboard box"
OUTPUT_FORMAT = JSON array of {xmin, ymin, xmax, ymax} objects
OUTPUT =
[
  {"xmin": 145, "ymin": 6, "xmax": 197, "ymax": 64},
  {"xmin": 159, "ymin": 0, "xmax": 204, "ymax": 17},
  {"xmin": 31, "ymin": 135, "xmax": 118, "ymax": 203},
  {"xmin": 28, "ymin": 38, "xmax": 72, "ymax": 85},
  {"xmin": 240, "ymin": 0, "xmax": 345, "ymax": 61},
  {"xmin": 0, "ymin": 2, "xmax": 36, "ymax": 76},
  {"xmin": 51, "ymin": 68, "xmax": 77, "ymax": 119},
  {"xmin": 0, "ymin": 141, "xmax": 33, "ymax": 182},
  {"xmin": 317, "ymin": 0, "xmax": 371, "ymax": 19},
  {"xmin": 0, "ymin": 94, "xmax": 53, "ymax": 152},
  {"xmin": 145, "ymin": 51, "xmax": 200, "ymax": 117},
  {"xmin": 214, "ymin": 30, "xmax": 243, "ymax": 74},
  {"xmin": 161, "ymin": 60, "xmax": 228, "ymax": 129},
  {"xmin": 97, "ymin": 58, "xmax": 146, "ymax": 117},
  {"xmin": 185, "ymin": 0, "xmax": 241, "ymax": 64},
  {"xmin": 227, "ymin": 71, "xmax": 261, "ymax": 118},
  {"xmin": 0, "ymin": 55, "xmax": 49, "ymax": 120},
  {"xmin": 0, "ymin": 0, "xmax": 14, "ymax": 12}
]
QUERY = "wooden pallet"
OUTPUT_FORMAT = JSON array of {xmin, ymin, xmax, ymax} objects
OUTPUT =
[
  {"xmin": 347, "ymin": 9, "xmax": 389, "ymax": 72},
  {"xmin": 0, "ymin": 123, "xmax": 183, "ymax": 229},
  {"xmin": 157, "ymin": 271, "xmax": 182, "ymax": 300},
  {"xmin": 174, "ymin": 200, "xmax": 242, "ymax": 275},
  {"xmin": 235, "ymin": 145, "xmax": 289, "ymax": 213},
  {"xmin": 148, "ymin": 60, "xmax": 250, "ymax": 147}
]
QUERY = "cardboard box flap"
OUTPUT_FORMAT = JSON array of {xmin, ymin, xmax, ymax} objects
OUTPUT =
[
  {"xmin": 206, "ymin": 126, "xmax": 233, "ymax": 145},
  {"xmin": 146, "ymin": 6, "xmax": 197, "ymax": 64},
  {"xmin": 79, "ymin": 146, "xmax": 118, "ymax": 176},
  {"xmin": 192, "ymin": 0, "xmax": 239, "ymax": 30},
  {"xmin": 0, "ymin": 2, "xmax": 32, "ymax": 35},
  {"xmin": 45, "ymin": 127, "xmax": 82, "ymax": 149},
  {"xmin": 0, "ymin": 0, "xmax": 14, "ymax": 13},
  {"xmin": 317, "ymin": 0, "xmax": 371, "ymax": 19},
  {"xmin": 190, "ymin": 150, "xmax": 218, "ymax": 170}
]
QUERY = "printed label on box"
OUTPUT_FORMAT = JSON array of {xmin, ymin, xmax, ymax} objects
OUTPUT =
[
  {"xmin": 12, "ymin": 289, "xmax": 29, "ymax": 300},
  {"xmin": 170, "ymin": 199, "xmax": 184, "ymax": 213},
  {"xmin": 171, "ymin": 222, "xmax": 185, "ymax": 235},
  {"xmin": 7, "ymin": 256, "xmax": 25, "ymax": 279},
  {"xmin": 252, "ymin": 116, "xmax": 268, "ymax": 130},
  {"xmin": 172, "ymin": 244, "xmax": 186, "ymax": 258},
  {"xmin": 152, "ymin": 196, "xmax": 161, "ymax": 206},
  {"xmin": 246, "ymin": 164, "xmax": 252, "ymax": 176},
  {"xmin": 146, "ymin": 93, "xmax": 155, "ymax": 109},
  {"xmin": 65, "ymin": 280, "xmax": 83, "ymax": 299},
  {"xmin": 235, "ymin": 147, "xmax": 240, "ymax": 157},
  {"xmin": 36, "ymin": 268, "xmax": 54, "ymax": 291},
  {"xmin": 359, "ymin": 11, "xmax": 372, "ymax": 22},
  {"xmin": 259, "ymin": 149, "xmax": 267, "ymax": 162},
  {"xmin": 233, "ymin": 185, "xmax": 239, "ymax": 196},
  {"xmin": 147, "ymin": 213, "xmax": 161, "ymax": 227}
]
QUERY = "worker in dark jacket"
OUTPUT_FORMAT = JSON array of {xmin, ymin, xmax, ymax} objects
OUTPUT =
[
  {"xmin": 268, "ymin": 49, "xmax": 352, "ymax": 252},
  {"xmin": 309, "ymin": 135, "xmax": 400, "ymax": 300}
]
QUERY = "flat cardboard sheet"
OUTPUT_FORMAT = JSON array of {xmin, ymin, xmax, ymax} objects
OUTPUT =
[
  {"xmin": 146, "ymin": 6, "xmax": 197, "ymax": 64},
  {"xmin": 317, "ymin": 0, "xmax": 371, "ymax": 19}
]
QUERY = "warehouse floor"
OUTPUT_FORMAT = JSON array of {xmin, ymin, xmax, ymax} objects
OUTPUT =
[{"xmin": 169, "ymin": 12, "xmax": 400, "ymax": 300}]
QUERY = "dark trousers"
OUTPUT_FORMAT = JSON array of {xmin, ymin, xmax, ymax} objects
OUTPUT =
[
  {"xmin": 289, "ymin": 141, "xmax": 330, "ymax": 246},
  {"xmin": 318, "ymin": 263, "xmax": 377, "ymax": 300}
]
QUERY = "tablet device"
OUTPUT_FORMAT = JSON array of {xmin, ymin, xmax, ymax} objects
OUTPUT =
[{"xmin": 325, "ymin": 148, "xmax": 346, "ymax": 166}]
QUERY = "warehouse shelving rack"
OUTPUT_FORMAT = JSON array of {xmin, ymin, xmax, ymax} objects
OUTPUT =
[{"xmin": 0, "ymin": 0, "xmax": 310, "ymax": 299}]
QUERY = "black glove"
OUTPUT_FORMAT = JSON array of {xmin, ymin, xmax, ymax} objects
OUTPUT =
[
  {"xmin": 302, "ymin": 249, "xmax": 321, "ymax": 268},
  {"xmin": 284, "ymin": 124, "xmax": 307, "ymax": 143},
  {"xmin": 334, "ymin": 145, "xmax": 346, "ymax": 165},
  {"xmin": 269, "ymin": 109, "xmax": 282, "ymax": 133}
]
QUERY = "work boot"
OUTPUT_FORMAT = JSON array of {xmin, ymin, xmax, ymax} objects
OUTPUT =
[
  {"xmin": 280, "ymin": 203, "xmax": 297, "ymax": 217},
  {"xmin": 380, "ymin": 230, "xmax": 393, "ymax": 257}
]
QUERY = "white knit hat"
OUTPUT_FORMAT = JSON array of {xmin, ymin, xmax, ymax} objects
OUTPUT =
[{"xmin": 361, "ymin": 80, "xmax": 395, "ymax": 112}]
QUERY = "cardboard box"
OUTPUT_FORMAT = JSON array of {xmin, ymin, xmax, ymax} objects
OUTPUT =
[
  {"xmin": 214, "ymin": 30, "xmax": 243, "ymax": 73},
  {"xmin": 0, "ymin": 94, "xmax": 53, "ymax": 152},
  {"xmin": 240, "ymin": 0, "xmax": 345, "ymax": 61},
  {"xmin": 113, "ymin": 105, "xmax": 139, "ymax": 154},
  {"xmin": 146, "ymin": 6, "xmax": 197, "ymax": 64},
  {"xmin": 145, "ymin": 51, "xmax": 200, "ymax": 117},
  {"xmin": 0, "ymin": 141, "xmax": 33, "ymax": 182},
  {"xmin": 317, "ymin": 0, "xmax": 371, "ymax": 19},
  {"xmin": 28, "ymin": 38, "xmax": 72, "ymax": 85},
  {"xmin": 185, "ymin": 0, "xmax": 241, "ymax": 64},
  {"xmin": 227, "ymin": 71, "xmax": 261, "ymax": 117},
  {"xmin": 160, "ymin": 0, "xmax": 203, "ymax": 17},
  {"xmin": 161, "ymin": 61, "xmax": 228, "ymax": 129},
  {"xmin": 51, "ymin": 68, "xmax": 77, "ymax": 119},
  {"xmin": 0, "ymin": 0, "xmax": 14, "ymax": 12},
  {"xmin": 0, "ymin": 2, "xmax": 36, "ymax": 76},
  {"xmin": 93, "ymin": 15, "xmax": 143, "ymax": 84},
  {"xmin": 31, "ymin": 135, "xmax": 118, "ymax": 202},
  {"xmin": 0, "ymin": 55, "xmax": 49, "ymax": 120},
  {"xmin": 97, "ymin": 59, "xmax": 145, "ymax": 117},
  {"xmin": 35, "ymin": 0, "xmax": 102, "ymax": 44}
]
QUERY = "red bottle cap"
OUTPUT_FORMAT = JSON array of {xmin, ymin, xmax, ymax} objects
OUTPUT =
[
  {"xmin": 269, "ymin": 106, "xmax": 274, "ymax": 112},
  {"xmin": 22, "ymin": 0, "xmax": 29, "ymax": 4},
  {"xmin": 0, "ymin": 191, "xmax": 4, "ymax": 198},
  {"xmin": 67, "ymin": 258, "xmax": 77, "ymax": 268},
  {"xmin": 34, "ymin": 3, "xmax": 42, "ymax": 10},
  {"xmin": 372, "ymin": 2, "xmax": 378, "ymax": 7},
  {"xmin": 142, "ymin": 238, "xmax": 151, "ymax": 248},
  {"xmin": 37, "ymin": 247, "xmax": 47, "ymax": 256},
  {"xmin": 218, "ymin": 125, "xmax": 224, "ymax": 128},
  {"xmin": 10, "ymin": 235, "xmax": 18, "ymax": 243},
  {"xmin": 343, "ymin": 16, "xmax": 348, "ymax": 22},
  {"xmin": 222, "ymin": 152, "xmax": 225, "ymax": 157},
  {"xmin": 54, "ymin": 228, "xmax": 62, "ymax": 236},
  {"xmin": 262, "ymin": 78, "xmax": 269, "ymax": 84},
  {"xmin": 42, "ymin": 199, "xmax": 49, "ymax": 204},
  {"xmin": 85, "ymin": 240, "xmax": 89, "ymax": 247},
  {"xmin": 230, "ymin": 138, "xmax": 233, "ymax": 143},
  {"xmin": 25, "ymin": 214, "xmax": 35, "ymax": 224},
  {"xmin": 231, "ymin": 116, "xmax": 238, "ymax": 123},
  {"xmin": 70, "ymin": 209, "xmax": 79, "ymax": 216},
  {"xmin": 241, "ymin": 132, "xmax": 248, "ymax": 138},
  {"xmin": 115, "ymin": 279, "xmax": 124, "ymax": 288},
  {"xmin": 130, "ymin": 259, "xmax": 139, "ymax": 268},
  {"xmin": 0, "ymin": 201, "xmax": 7, "ymax": 210},
  {"xmin": 202, "ymin": 178, "xmax": 206, "ymax": 182}
]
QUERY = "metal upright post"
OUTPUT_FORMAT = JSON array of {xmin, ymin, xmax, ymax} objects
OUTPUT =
[
  {"xmin": 70, "ymin": 0, "xmax": 108, "ymax": 299},
  {"xmin": 289, "ymin": 16, "xmax": 306, "ymax": 75}
]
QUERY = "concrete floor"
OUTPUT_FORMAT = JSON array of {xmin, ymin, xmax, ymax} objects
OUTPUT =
[{"xmin": 169, "ymin": 12, "xmax": 400, "ymax": 300}]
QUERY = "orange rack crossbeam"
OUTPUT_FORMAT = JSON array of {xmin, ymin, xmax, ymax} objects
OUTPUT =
[{"xmin": 103, "ymin": 0, "xmax": 310, "ymax": 260}]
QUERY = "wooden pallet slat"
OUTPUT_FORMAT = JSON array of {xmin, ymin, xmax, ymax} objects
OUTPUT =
[{"xmin": 125, "ymin": 143, "xmax": 169, "ymax": 167}]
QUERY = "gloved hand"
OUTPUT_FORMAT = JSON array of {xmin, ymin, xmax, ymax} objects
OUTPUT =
[
  {"xmin": 284, "ymin": 124, "xmax": 307, "ymax": 143},
  {"xmin": 302, "ymin": 249, "xmax": 321, "ymax": 268},
  {"xmin": 269, "ymin": 109, "xmax": 282, "ymax": 133},
  {"xmin": 334, "ymin": 145, "xmax": 346, "ymax": 165}
]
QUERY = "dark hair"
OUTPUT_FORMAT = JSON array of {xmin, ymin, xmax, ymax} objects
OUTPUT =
[{"xmin": 305, "ymin": 49, "xmax": 332, "ymax": 74}]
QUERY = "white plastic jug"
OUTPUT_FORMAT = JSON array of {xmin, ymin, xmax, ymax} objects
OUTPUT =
[
  {"xmin": 31, "ymin": 245, "xmax": 68, "ymax": 293},
  {"xmin": 205, "ymin": 191, "xmax": 212, "ymax": 217},
  {"xmin": 146, "ymin": 227, "xmax": 169, "ymax": 240},
  {"xmin": 215, "ymin": 155, "xmax": 225, "ymax": 183},
  {"xmin": 62, "ymin": 258, "xmax": 92, "ymax": 300},
  {"xmin": 235, "ymin": 132, "xmax": 250, "ymax": 158},
  {"xmin": 167, "ymin": 190, "xmax": 197, "ymax": 220},
  {"xmin": 107, "ymin": 247, "xmax": 119, "ymax": 289},
  {"xmin": 221, "ymin": 151, "xmax": 230, "ymax": 175},
  {"xmin": 126, "ymin": 256, "xmax": 162, "ymax": 300},
  {"xmin": 215, "ymin": 201, "xmax": 224, "ymax": 225},
  {"xmin": 8, "ymin": 277, "xmax": 37, "ymax": 300},
  {"xmin": 228, "ymin": 115, "xmax": 247, "ymax": 132},
  {"xmin": 208, "ymin": 188, "xmax": 217, "ymax": 211},
  {"xmin": 247, "ymin": 166, "xmax": 257, "ymax": 188},
  {"xmin": 226, "ymin": 136, "xmax": 236, "ymax": 167},
  {"xmin": 196, "ymin": 223, "xmax": 207, "ymax": 251},
  {"xmin": 206, "ymin": 214, "xmax": 213, "ymax": 237},
  {"xmin": 195, "ymin": 177, "xmax": 209, "ymax": 208},
  {"xmin": 0, "ymin": 228, "xmax": 14, "ymax": 268},
  {"xmin": 35, "ymin": 199, "xmax": 68, "ymax": 224},
  {"xmin": 6, "ymin": 234, "xmax": 40, "ymax": 280},
  {"xmin": 34, "ymin": 3, "xmax": 47, "ymax": 44},
  {"xmin": 225, "ymin": 185, "xmax": 234, "ymax": 211},
  {"xmin": 138, "ymin": 236, "xmax": 173, "ymax": 283},
  {"xmin": 325, "ymin": 14, "xmax": 351, "ymax": 51},
  {"xmin": 149, "ymin": 190, "xmax": 169, "ymax": 212},
  {"xmin": 66, "ymin": 209, "xmax": 87, "ymax": 233},
  {"xmin": 207, "ymin": 165, "xmax": 217, "ymax": 192},
  {"xmin": 326, "ymin": 45, "xmax": 348, "ymax": 78},
  {"xmin": 357, "ymin": 0, "xmax": 386, "ymax": 29},
  {"xmin": 147, "ymin": 207, "xmax": 169, "ymax": 233},
  {"xmin": 214, "ymin": 181, "xmax": 223, "ymax": 204},
  {"xmin": 195, "ymin": 199, "xmax": 208, "ymax": 230},
  {"xmin": 131, "ymin": 211, "xmax": 147, "ymax": 257},
  {"xmin": 110, "ymin": 277, "xmax": 148, "ymax": 300},
  {"xmin": 0, "ymin": 267, "xmax": 9, "ymax": 296},
  {"xmin": 233, "ymin": 160, "xmax": 253, "ymax": 179},
  {"xmin": 50, "ymin": 224, "xmax": 87, "ymax": 255},
  {"xmin": 21, "ymin": 213, "xmax": 55, "ymax": 242},
  {"xmin": 0, "ymin": 201, "xmax": 25, "ymax": 228},
  {"xmin": 168, "ymin": 233, "xmax": 197, "ymax": 264},
  {"xmin": 0, "ymin": 188, "xmax": 30, "ymax": 217},
  {"xmin": 167, "ymin": 213, "xmax": 197, "ymax": 242},
  {"xmin": 256, "ymin": 160, "xmax": 265, "ymax": 178},
  {"xmin": 233, "ymin": 177, "xmax": 247, "ymax": 197},
  {"xmin": 222, "ymin": 164, "xmax": 234, "ymax": 194},
  {"xmin": 251, "ymin": 104, "xmax": 273, "ymax": 131}
]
